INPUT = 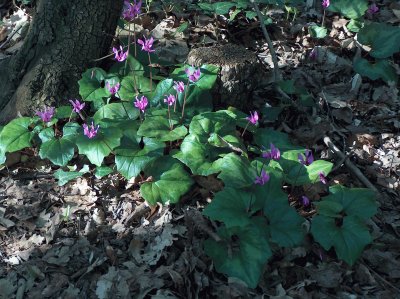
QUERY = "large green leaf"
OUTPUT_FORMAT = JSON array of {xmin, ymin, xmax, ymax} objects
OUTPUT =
[
  {"xmin": 328, "ymin": 0, "xmax": 368, "ymax": 19},
  {"xmin": 204, "ymin": 218, "xmax": 272, "ymax": 288},
  {"xmin": 309, "ymin": 25, "xmax": 327, "ymax": 39},
  {"xmin": 118, "ymin": 75, "xmax": 151, "ymax": 101},
  {"xmin": 140, "ymin": 156, "xmax": 194, "ymax": 205},
  {"xmin": 78, "ymin": 68, "xmax": 109, "ymax": 101},
  {"xmin": 324, "ymin": 185, "xmax": 377, "ymax": 220},
  {"xmin": 311, "ymin": 215, "xmax": 372, "ymax": 265},
  {"xmin": 39, "ymin": 138, "xmax": 75, "ymax": 167},
  {"xmin": 264, "ymin": 199, "xmax": 304, "ymax": 247},
  {"xmin": 93, "ymin": 102, "xmax": 140, "ymax": 123},
  {"xmin": 0, "ymin": 117, "xmax": 33, "ymax": 153},
  {"xmin": 203, "ymin": 188, "xmax": 259, "ymax": 228},
  {"xmin": 137, "ymin": 115, "xmax": 188, "ymax": 142},
  {"xmin": 109, "ymin": 54, "xmax": 145, "ymax": 77},
  {"xmin": 115, "ymin": 137, "xmax": 164, "ymax": 179},
  {"xmin": 217, "ymin": 153, "xmax": 255, "ymax": 188},
  {"xmin": 277, "ymin": 150, "xmax": 333, "ymax": 185},
  {"xmin": 174, "ymin": 134, "xmax": 227, "ymax": 175},
  {"xmin": 76, "ymin": 127, "xmax": 122, "ymax": 166},
  {"xmin": 54, "ymin": 165, "xmax": 90, "ymax": 186},
  {"xmin": 213, "ymin": 2, "xmax": 235, "ymax": 14},
  {"xmin": 253, "ymin": 128, "xmax": 299, "ymax": 152},
  {"xmin": 357, "ymin": 22, "xmax": 400, "ymax": 59},
  {"xmin": 353, "ymin": 58, "xmax": 398, "ymax": 83},
  {"xmin": 189, "ymin": 111, "xmax": 236, "ymax": 138}
]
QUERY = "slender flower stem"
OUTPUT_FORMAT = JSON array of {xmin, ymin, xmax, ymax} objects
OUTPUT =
[
  {"xmin": 148, "ymin": 52, "xmax": 152, "ymax": 92},
  {"xmin": 322, "ymin": 9, "xmax": 326, "ymax": 27},
  {"xmin": 241, "ymin": 122, "xmax": 250, "ymax": 137},
  {"xmin": 174, "ymin": 91, "xmax": 178, "ymax": 112},
  {"xmin": 133, "ymin": 23, "xmax": 137, "ymax": 57},
  {"xmin": 180, "ymin": 81, "xmax": 190, "ymax": 122},
  {"xmin": 167, "ymin": 105, "xmax": 173, "ymax": 130},
  {"xmin": 124, "ymin": 29, "xmax": 132, "ymax": 76}
]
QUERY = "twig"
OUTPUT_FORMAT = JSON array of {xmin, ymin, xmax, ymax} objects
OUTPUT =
[
  {"xmin": 323, "ymin": 136, "xmax": 379, "ymax": 194},
  {"xmin": 250, "ymin": 0, "xmax": 282, "ymax": 81},
  {"xmin": 361, "ymin": 259, "xmax": 400, "ymax": 293}
]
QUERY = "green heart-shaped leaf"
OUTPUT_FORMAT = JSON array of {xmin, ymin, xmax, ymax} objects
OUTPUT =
[
  {"xmin": 137, "ymin": 115, "xmax": 188, "ymax": 141},
  {"xmin": 54, "ymin": 165, "xmax": 90, "ymax": 186},
  {"xmin": 140, "ymin": 156, "xmax": 194, "ymax": 205},
  {"xmin": 328, "ymin": 0, "xmax": 368, "ymax": 19},
  {"xmin": 0, "ymin": 117, "xmax": 33, "ymax": 153},
  {"xmin": 217, "ymin": 153, "xmax": 255, "ymax": 188},
  {"xmin": 311, "ymin": 215, "xmax": 372, "ymax": 265},
  {"xmin": 93, "ymin": 102, "xmax": 140, "ymax": 123},
  {"xmin": 76, "ymin": 126, "xmax": 122, "ymax": 166},
  {"xmin": 78, "ymin": 67, "xmax": 109, "ymax": 101},
  {"xmin": 353, "ymin": 58, "xmax": 398, "ymax": 83},
  {"xmin": 115, "ymin": 137, "xmax": 164, "ymax": 179},
  {"xmin": 204, "ymin": 218, "xmax": 272, "ymax": 288}
]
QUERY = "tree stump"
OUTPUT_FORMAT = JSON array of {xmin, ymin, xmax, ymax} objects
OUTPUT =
[{"xmin": 187, "ymin": 44, "xmax": 266, "ymax": 110}]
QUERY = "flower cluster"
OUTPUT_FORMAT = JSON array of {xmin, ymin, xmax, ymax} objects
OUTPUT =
[
  {"xmin": 113, "ymin": 46, "xmax": 128, "ymax": 62},
  {"xmin": 164, "ymin": 94, "xmax": 176, "ymax": 106},
  {"xmin": 106, "ymin": 82, "xmax": 121, "ymax": 95},
  {"xmin": 36, "ymin": 107, "xmax": 55, "ymax": 123},
  {"xmin": 122, "ymin": 0, "xmax": 141, "ymax": 21},
  {"xmin": 255, "ymin": 169, "xmax": 270, "ymax": 185},
  {"xmin": 262, "ymin": 143, "xmax": 280, "ymax": 161},
  {"xmin": 322, "ymin": 0, "xmax": 330, "ymax": 8},
  {"xmin": 173, "ymin": 81, "xmax": 185, "ymax": 93},
  {"xmin": 185, "ymin": 67, "xmax": 201, "ymax": 83},
  {"xmin": 69, "ymin": 99, "xmax": 85, "ymax": 113},
  {"xmin": 134, "ymin": 95, "xmax": 148, "ymax": 113},
  {"xmin": 83, "ymin": 122, "xmax": 99, "ymax": 139},
  {"xmin": 138, "ymin": 36, "xmax": 155, "ymax": 53},
  {"xmin": 247, "ymin": 111, "xmax": 259, "ymax": 125}
]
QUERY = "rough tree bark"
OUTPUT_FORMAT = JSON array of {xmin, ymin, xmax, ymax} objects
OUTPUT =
[{"xmin": 0, "ymin": 0, "xmax": 123, "ymax": 123}]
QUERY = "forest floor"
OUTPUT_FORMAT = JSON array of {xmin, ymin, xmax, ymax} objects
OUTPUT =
[{"xmin": 1, "ymin": 1, "xmax": 400, "ymax": 298}]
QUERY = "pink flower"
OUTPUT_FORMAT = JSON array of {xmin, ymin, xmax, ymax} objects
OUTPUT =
[
  {"xmin": 134, "ymin": 95, "xmax": 148, "ymax": 113},
  {"xmin": 319, "ymin": 172, "xmax": 327, "ymax": 184},
  {"xmin": 246, "ymin": 111, "xmax": 259, "ymax": 125},
  {"xmin": 36, "ymin": 106, "xmax": 55, "ymax": 122},
  {"xmin": 367, "ymin": 3, "xmax": 379, "ymax": 14},
  {"xmin": 173, "ymin": 81, "xmax": 185, "ymax": 93},
  {"xmin": 122, "ymin": 0, "xmax": 141, "ymax": 21},
  {"xmin": 106, "ymin": 82, "xmax": 121, "ymax": 95},
  {"xmin": 322, "ymin": 0, "xmax": 330, "ymax": 8},
  {"xmin": 164, "ymin": 94, "xmax": 176, "ymax": 106},
  {"xmin": 137, "ymin": 36, "xmax": 155, "ymax": 53},
  {"xmin": 262, "ymin": 143, "xmax": 281, "ymax": 160},
  {"xmin": 69, "ymin": 99, "xmax": 85, "ymax": 113},
  {"xmin": 255, "ymin": 169, "xmax": 270, "ymax": 185},
  {"xmin": 185, "ymin": 66, "xmax": 201, "ymax": 82},
  {"xmin": 309, "ymin": 48, "xmax": 318, "ymax": 60},
  {"xmin": 83, "ymin": 122, "xmax": 99, "ymax": 139},
  {"xmin": 112, "ymin": 46, "xmax": 128, "ymax": 62},
  {"xmin": 298, "ymin": 149, "xmax": 314, "ymax": 166}
]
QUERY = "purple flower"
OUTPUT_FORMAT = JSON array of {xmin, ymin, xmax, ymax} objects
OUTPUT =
[
  {"xmin": 137, "ymin": 36, "xmax": 155, "ymax": 53},
  {"xmin": 302, "ymin": 196, "xmax": 310, "ymax": 207},
  {"xmin": 173, "ymin": 81, "xmax": 185, "ymax": 93},
  {"xmin": 36, "ymin": 106, "xmax": 55, "ymax": 122},
  {"xmin": 164, "ymin": 94, "xmax": 176, "ymax": 106},
  {"xmin": 246, "ymin": 111, "xmax": 259, "ymax": 125},
  {"xmin": 106, "ymin": 82, "xmax": 121, "ymax": 95},
  {"xmin": 309, "ymin": 48, "xmax": 318, "ymax": 60},
  {"xmin": 254, "ymin": 169, "xmax": 270, "ymax": 185},
  {"xmin": 83, "ymin": 122, "xmax": 99, "ymax": 139},
  {"xmin": 134, "ymin": 95, "xmax": 148, "ymax": 113},
  {"xmin": 298, "ymin": 149, "xmax": 314, "ymax": 166},
  {"xmin": 112, "ymin": 46, "xmax": 128, "ymax": 62},
  {"xmin": 367, "ymin": 3, "xmax": 379, "ymax": 14},
  {"xmin": 185, "ymin": 66, "xmax": 201, "ymax": 83},
  {"xmin": 262, "ymin": 143, "xmax": 281, "ymax": 161},
  {"xmin": 319, "ymin": 172, "xmax": 327, "ymax": 184},
  {"xmin": 122, "ymin": 0, "xmax": 141, "ymax": 21},
  {"xmin": 322, "ymin": 0, "xmax": 330, "ymax": 8},
  {"xmin": 69, "ymin": 99, "xmax": 85, "ymax": 113}
]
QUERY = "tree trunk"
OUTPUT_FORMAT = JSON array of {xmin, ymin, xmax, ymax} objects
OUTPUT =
[{"xmin": 0, "ymin": 0, "xmax": 123, "ymax": 123}]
